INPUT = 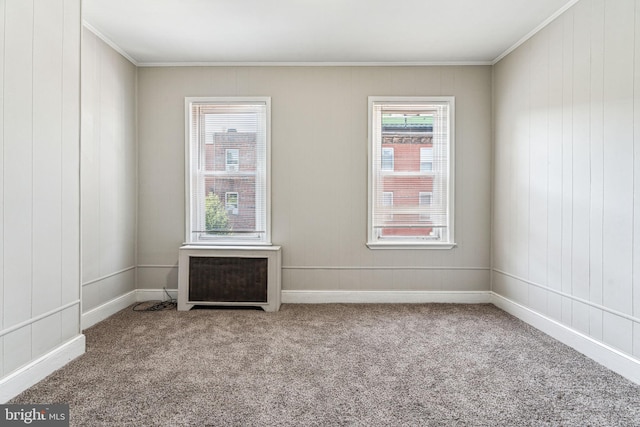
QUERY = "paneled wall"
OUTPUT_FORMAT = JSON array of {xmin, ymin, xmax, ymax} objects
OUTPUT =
[
  {"xmin": 0, "ymin": 0, "xmax": 81, "ymax": 379},
  {"xmin": 137, "ymin": 66, "xmax": 492, "ymax": 292},
  {"xmin": 81, "ymin": 27, "xmax": 137, "ymax": 315},
  {"xmin": 492, "ymin": 0, "xmax": 640, "ymax": 360}
]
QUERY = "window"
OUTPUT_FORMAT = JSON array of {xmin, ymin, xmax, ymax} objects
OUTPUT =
[
  {"xmin": 368, "ymin": 96, "xmax": 455, "ymax": 249},
  {"xmin": 225, "ymin": 192, "xmax": 239, "ymax": 215},
  {"xmin": 420, "ymin": 147, "xmax": 433, "ymax": 172},
  {"xmin": 419, "ymin": 191, "xmax": 432, "ymax": 220},
  {"xmin": 382, "ymin": 191, "xmax": 394, "ymax": 222},
  {"xmin": 225, "ymin": 149, "xmax": 239, "ymax": 172},
  {"xmin": 186, "ymin": 97, "xmax": 271, "ymax": 244},
  {"xmin": 381, "ymin": 147, "xmax": 394, "ymax": 171}
]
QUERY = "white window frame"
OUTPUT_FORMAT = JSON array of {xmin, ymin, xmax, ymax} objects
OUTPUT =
[
  {"xmin": 185, "ymin": 97, "xmax": 271, "ymax": 245},
  {"xmin": 367, "ymin": 96, "xmax": 455, "ymax": 249}
]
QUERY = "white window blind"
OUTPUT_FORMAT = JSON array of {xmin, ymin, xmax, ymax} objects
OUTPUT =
[
  {"xmin": 368, "ymin": 96, "xmax": 455, "ymax": 248},
  {"xmin": 186, "ymin": 97, "xmax": 270, "ymax": 244}
]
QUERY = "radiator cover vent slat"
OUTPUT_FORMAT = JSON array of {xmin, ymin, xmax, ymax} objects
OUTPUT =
[{"xmin": 189, "ymin": 257, "xmax": 268, "ymax": 303}]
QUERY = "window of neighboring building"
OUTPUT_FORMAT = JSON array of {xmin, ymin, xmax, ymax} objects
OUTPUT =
[
  {"xmin": 225, "ymin": 149, "xmax": 239, "ymax": 172},
  {"xmin": 420, "ymin": 147, "xmax": 433, "ymax": 172},
  {"xmin": 186, "ymin": 97, "xmax": 271, "ymax": 244},
  {"xmin": 225, "ymin": 192, "xmax": 239, "ymax": 215},
  {"xmin": 419, "ymin": 191, "xmax": 432, "ymax": 220},
  {"xmin": 368, "ymin": 96, "xmax": 455, "ymax": 249},
  {"xmin": 382, "ymin": 191, "xmax": 394, "ymax": 222},
  {"xmin": 381, "ymin": 147, "xmax": 394, "ymax": 171}
]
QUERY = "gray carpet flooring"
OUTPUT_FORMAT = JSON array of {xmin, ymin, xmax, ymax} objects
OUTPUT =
[{"xmin": 10, "ymin": 303, "xmax": 640, "ymax": 426}]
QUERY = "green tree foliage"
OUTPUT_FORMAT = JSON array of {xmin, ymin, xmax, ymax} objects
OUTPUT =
[{"xmin": 205, "ymin": 192, "xmax": 230, "ymax": 233}]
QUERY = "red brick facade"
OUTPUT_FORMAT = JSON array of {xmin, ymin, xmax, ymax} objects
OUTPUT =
[
  {"xmin": 204, "ymin": 132, "xmax": 258, "ymax": 232},
  {"xmin": 380, "ymin": 133, "xmax": 435, "ymax": 237}
]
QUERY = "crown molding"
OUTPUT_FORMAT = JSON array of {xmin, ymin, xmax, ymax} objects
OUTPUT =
[
  {"xmin": 492, "ymin": 0, "xmax": 581, "ymax": 65},
  {"xmin": 84, "ymin": 0, "xmax": 580, "ymax": 69},
  {"xmin": 137, "ymin": 61, "xmax": 493, "ymax": 67},
  {"xmin": 79, "ymin": 21, "xmax": 491, "ymax": 68},
  {"xmin": 82, "ymin": 20, "xmax": 140, "ymax": 66}
]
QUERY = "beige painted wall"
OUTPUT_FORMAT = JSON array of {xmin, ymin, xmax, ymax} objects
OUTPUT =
[
  {"xmin": 137, "ymin": 66, "xmax": 492, "ymax": 292},
  {"xmin": 0, "ymin": 0, "xmax": 81, "ymax": 379},
  {"xmin": 492, "ymin": 0, "xmax": 640, "ymax": 360},
  {"xmin": 81, "ymin": 27, "xmax": 137, "ymax": 313}
]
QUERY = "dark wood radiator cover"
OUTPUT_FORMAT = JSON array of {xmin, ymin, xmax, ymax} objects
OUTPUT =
[{"xmin": 188, "ymin": 256, "xmax": 268, "ymax": 303}]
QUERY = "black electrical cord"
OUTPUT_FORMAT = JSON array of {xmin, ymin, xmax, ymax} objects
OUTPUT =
[{"xmin": 132, "ymin": 288, "xmax": 177, "ymax": 311}]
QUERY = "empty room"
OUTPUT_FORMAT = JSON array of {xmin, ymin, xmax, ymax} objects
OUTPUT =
[{"xmin": 1, "ymin": 0, "xmax": 640, "ymax": 425}]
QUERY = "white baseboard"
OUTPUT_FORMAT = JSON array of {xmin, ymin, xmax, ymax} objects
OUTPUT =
[
  {"xmin": 491, "ymin": 292, "xmax": 640, "ymax": 385},
  {"xmin": 82, "ymin": 291, "xmax": 137, "ymax": 330},
  {"xmin": 81, "ymin": 289, "xmax": 179, "ymax": 330},
  {"xmin": 0, "ymin": 335, "xmax": 85, "ymax": 403},
  {"xmin": 136, "ymin": 288, "xmax": 178, "ymax": 302},
  {"xmin": 281, "ymin": 290, "xmax": 491, "ymax": 304}
]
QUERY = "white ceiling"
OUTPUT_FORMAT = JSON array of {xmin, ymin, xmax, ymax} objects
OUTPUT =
[{"xmin": 83, "ymin": 0, "xmax": 575, "ymax": 65}]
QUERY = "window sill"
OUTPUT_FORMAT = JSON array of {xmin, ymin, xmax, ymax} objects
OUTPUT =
[
  {"xmin": 366, "ymin": 241, "xmax": 457, "ymax": 250},
  {"xmin": 184, "ymin": 241, "xmax": 274, "ymax": 248}
]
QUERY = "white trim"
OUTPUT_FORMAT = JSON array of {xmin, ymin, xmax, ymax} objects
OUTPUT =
[
  {"xmin": 81, "ymin": 266, "xmax": 136, "ymax": 287},
  {"xmin": 136, "ymin": 288, "xmax": 178, "ymax": 302},
  {"xmin": 366, "ymin": 242, "xmax": 457, "ymax": 250},
  {"xmin": 493, "ymin": 269, "xmax": 640, "ymax": 324},
  {"xmin": 84, "ymin": 0, "xmax": 580, "ymax": 70},
  {"xmin": 178, "ymin": 244, "xmax": 281, "ymax": 252},
  {"xmin": 491, "ymin": 292, "xmax": 640, "ymax": 385},
  {"xmin": 180, "ymin": 241, "xmax": 274, "ymax": 247},
  {"xmin": 81, "ymin": 291, "xmax": 137, "ymax": 330},
  {"xmin": 281, "ymin": 290, "xmax": 491, "ymax": 304},
  {"xmin": 491, "ymin": 0, "xmax": 581, "ymax": 65},
  {"xmin": 137, "ymin": 265, "xmax": 177, "ymax": 269},
  {"xmin": 81, "ymin": 289, "xmax": 179, "ymax": 330},
  {"xmin": 0, "ymin": 301, "xmax": 80, "ymax": 339},
  {"xmin": 0, "ymin": 335, "xmax": 86, "ymax": 403},
  {"xmin": 138, "ymin": 61, "xmax": 493, "ymax": 68},
  {"xmin": 282, "ymin": 266, "xmax": 489, "ymax": 270},
  {"xmin": 81, "ymin": 20, "xmax": 139, "ymax": 66}
]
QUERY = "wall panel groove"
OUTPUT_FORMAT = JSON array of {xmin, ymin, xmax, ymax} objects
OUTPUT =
[
  {"xmin": 80, "ymin": 26, "xmax": 137, "ymax": 315},
  {"xmin": 494, "ymin": 269, "xmax": 640, "ymax": 325},
  {"xmin": 493, "ymin": 0, "xmax": 640, "ymax": 361},
  {"xmin": 1, "ymin": 0, "xmax": 82, "ymax": 390}
]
